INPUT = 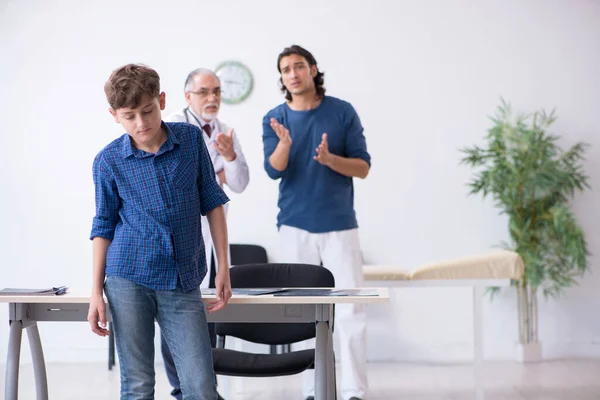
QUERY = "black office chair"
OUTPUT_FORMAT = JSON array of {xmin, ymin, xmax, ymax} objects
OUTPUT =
[
  {"xmin": 212, "ymin": 263, "xmax": 335, "ymax": 385},
  {"xmin": 229, "ymin": 243, "xmax": 292, "ymax": 355},
  {"xmin": 230, "ymin": 244, "xmax": 268, "ymax": 266}
]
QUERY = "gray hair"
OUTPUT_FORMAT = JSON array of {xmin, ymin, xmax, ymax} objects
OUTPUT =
[{"xmin": 184, "ymin": 68, "xmax": 220, "ymax": 92}]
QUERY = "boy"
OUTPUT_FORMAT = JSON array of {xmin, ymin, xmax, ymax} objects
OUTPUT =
[{"xmin": 87, "ymin": 63, "xmax": 231, "ymax": 400}]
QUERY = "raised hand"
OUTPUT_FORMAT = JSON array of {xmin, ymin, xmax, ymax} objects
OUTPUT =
[
  {"xmin": 214, "ymin": 129, "xmax": 236, "ymax": 161},
  {"xmin": 270, "ymin": 118, "xmax": 292, "ymax": 146},
  {"xmin": 314, "ymin": 133, "xmax": 333, "ymax": 166}
]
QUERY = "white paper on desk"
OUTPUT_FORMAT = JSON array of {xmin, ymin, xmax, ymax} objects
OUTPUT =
[
  {"xmin": 273, "ymin": 289, "xmax": 379, "ymax": 297},
  {"xmin": 201, "ymin": 288, "xmax": 285, "ymax": 296},
  {"xmin": 0, "ymin": 286, "xmax": 68, "ymax": 296},
  {"xmin": 329, "ymin": 289, "xmax": 379, "ymax": 296}
]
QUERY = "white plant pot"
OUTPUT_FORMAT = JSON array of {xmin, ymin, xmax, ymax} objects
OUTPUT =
[{"xmin": 516, "ymin": 341, "xmax": 542, "ymax": 363}]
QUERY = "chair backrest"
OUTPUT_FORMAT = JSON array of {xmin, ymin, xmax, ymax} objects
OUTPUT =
[
  {"xmin": 230, "ymin": 244, "xmax": 268, "ymax": 265},
  {"xmin": 215, "ymin": 263, "xmax": 334, "ymax": 345}
]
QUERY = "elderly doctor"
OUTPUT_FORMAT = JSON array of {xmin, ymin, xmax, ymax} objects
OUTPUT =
[{"xmin": 162, "ymin": 67, "xmax": 250, "ymax": 400}]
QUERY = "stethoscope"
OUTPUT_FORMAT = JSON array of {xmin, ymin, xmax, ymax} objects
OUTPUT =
[{"xmin": 184, "ymin": 107, "xmax": 202, "ymax": 126}]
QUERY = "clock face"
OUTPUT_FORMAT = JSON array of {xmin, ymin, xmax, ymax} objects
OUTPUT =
[{"xmin": 215, "ymin": 61, "xmax": 253, "ymax": 104}]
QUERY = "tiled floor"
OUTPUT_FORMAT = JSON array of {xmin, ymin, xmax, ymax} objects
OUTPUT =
[{"xmin": 2, "ymin": 360, "xmax": 600, "ymax": 399}]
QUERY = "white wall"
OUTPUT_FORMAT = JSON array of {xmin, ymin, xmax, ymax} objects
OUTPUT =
[{"xmin": 1, "ymin": 0, "xmax": 599, "ymax": 364}]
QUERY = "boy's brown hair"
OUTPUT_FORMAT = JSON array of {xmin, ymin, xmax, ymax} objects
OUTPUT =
[{"xmin": 104, "ymin": 64, "xmax": 160, "ymax": 110}]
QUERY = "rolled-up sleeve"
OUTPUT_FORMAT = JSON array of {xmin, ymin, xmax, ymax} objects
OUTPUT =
[
  {"xmin": 344, "ymin": 105, "xmax": 371, "ymax": 167},
  {"xmin": 262, "ymin": 115, "xmax": 286, "ymax": 180},
  {"xmin": 90, "ymin": 156, "xmax": 120, "ymax": 240}
]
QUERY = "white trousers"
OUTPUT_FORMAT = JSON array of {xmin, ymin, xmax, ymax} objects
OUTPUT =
[{"xmin": 279, "ymin": 225, "xmax": 368, "ymax": 400}]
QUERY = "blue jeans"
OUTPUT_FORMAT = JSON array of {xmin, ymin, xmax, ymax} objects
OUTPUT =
[
  {"xmin": 105, "ymin": 276, "xmax": 217, "ymax": 400},
  {"xmin": 160, "ymin": 324, "xmax": 216, "ymax": 400},
  {"xmin": 162, "ymin": 253, "xmax": 218, "ymax": 400}
]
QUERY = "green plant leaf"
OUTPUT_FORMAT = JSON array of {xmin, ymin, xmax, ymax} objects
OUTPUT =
[{"xmin": 460, "ymin": 99, "xmax": 591, "ymax": 298}]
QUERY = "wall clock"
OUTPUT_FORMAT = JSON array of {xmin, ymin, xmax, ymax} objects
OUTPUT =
[{"xmin": 215, "ymin": 60, "xmax": 254, "ymax": 104}]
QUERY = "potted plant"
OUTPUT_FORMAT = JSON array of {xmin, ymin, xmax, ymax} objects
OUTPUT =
[{"xmin": 460, "ymin": 99, "xmax": 591, "ymax": 361}]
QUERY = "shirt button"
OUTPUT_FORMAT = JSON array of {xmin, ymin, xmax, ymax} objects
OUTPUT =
[{"xmin": 167, "ymin": 204, "xmax": 172, "ymax": 209}]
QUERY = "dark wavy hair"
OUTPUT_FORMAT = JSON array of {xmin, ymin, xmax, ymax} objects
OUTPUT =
[{"xmin": 277, "ymin": 45, "xmax": 325, "ymax": 101}]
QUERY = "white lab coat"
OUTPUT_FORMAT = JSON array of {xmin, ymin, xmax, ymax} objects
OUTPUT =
[{"xmin": 165, "ymin": 107, "xmax": 250, "ymax": 287}]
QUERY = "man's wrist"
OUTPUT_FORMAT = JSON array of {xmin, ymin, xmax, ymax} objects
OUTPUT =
[
  {"xmin": 325, "ymin": 154, "xmax": 338, "ymax": 167},
  {"xmin": 224, "ymin": 152, "xmax": 237, "ymax": 162},
  {"xmin": 278, "ymin": 140, "xmax": 292, "ymax": 150}
]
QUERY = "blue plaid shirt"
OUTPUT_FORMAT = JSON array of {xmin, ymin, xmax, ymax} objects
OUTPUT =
[{"xmin": 90, "ymin": 122, "xmax": 229, "ymax": 292}]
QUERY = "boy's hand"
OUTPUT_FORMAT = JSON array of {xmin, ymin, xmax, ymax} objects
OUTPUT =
[
  {"xmin": 208, "ymin": 267, "xmax": 232, "ymax": 313},
  {"xmin": 88, "ymin": 294, "xmax": 110, "ymax": 337},
  {"xmin": 214, "ymin": 129, "xmax": 236, "ymax": 162}
]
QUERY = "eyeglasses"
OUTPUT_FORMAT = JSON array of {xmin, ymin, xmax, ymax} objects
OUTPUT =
[{"xmin": 188, "ymin": 88, "xmax": 222, "ymax": 98}]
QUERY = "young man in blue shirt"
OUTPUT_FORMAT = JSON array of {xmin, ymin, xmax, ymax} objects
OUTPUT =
[
  {"xmin": 262, "ymin": 45, "xmax": 371, "ymax": 400},
  {"xmin": 88, "ymin": 63, "xmax": 231, "ymax": 400}
]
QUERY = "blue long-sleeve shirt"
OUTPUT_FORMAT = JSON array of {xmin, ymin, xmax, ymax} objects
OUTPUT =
[
  {"xmin": 262, "ymin": 96, "xmax": 371, "ymax": 233},
  {"xmin": 90, "ymin": 122, "xmax": 229, "ymax": 292}
]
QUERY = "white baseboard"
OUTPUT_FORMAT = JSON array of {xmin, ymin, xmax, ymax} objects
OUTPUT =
[
  {"xmin": 541, "ymin": 341, "xmax": 600, "ymax": 359},
  {"xmin": 367, "ymin": 332, "xmax": 600, "ymax": 362}
]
